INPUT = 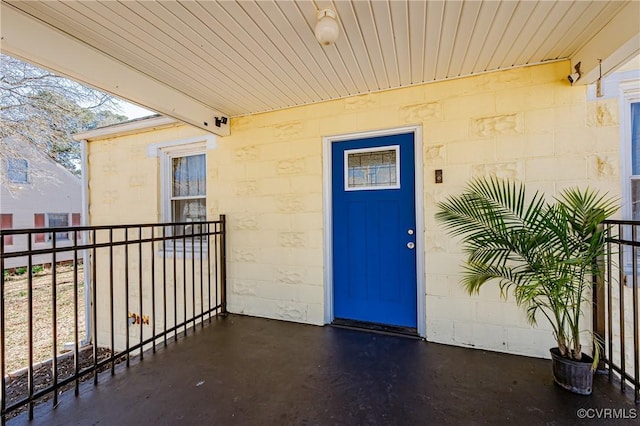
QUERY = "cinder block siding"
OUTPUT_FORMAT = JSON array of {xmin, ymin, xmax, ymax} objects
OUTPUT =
[{"xmin": 87, "ymin": 61, "xmax": 621, "ymax": 358}]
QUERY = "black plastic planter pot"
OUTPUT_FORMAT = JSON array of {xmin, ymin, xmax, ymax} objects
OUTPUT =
[{"xmin": 550, "ymin": 347, "xmax": 594, "ymax": 395}]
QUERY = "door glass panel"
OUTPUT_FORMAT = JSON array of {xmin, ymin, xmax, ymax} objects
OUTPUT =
[{"xmin": 345, "ymin": 146, "xmax": 400, "ymax": 190}]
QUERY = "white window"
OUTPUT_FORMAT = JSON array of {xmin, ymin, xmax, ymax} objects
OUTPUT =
[
  {"xmin": 170, "ymin": 153, "xmax": 206, "ymax": 233},
  {"xmin": 618, "ymin": 77, "xmax": 640, "ymax": 284},
  {"xmin": 160, "ymin": 142, "xmax": 207, "ymax": 250},
  {"xmin": 620, "ymin": 79, "xmax": 640, "ymax": 219},
  {"xmin": 7, "ymin": 158, "xmax": 28, "ymax": 183}
]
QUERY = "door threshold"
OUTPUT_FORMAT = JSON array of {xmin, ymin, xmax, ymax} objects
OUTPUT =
[{"xmin": 331, "ymin": 318, "xmax": 421, "ymax": 339}]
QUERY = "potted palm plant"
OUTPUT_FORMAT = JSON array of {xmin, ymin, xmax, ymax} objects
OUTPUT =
[{"xmin": 435, "ymin": 177, "xmax": 618, "ymax": 395}]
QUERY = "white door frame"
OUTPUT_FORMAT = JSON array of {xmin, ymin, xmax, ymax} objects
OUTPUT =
[{"xmin": 322, "ymin": 125, "xmax": 426, "ymax": 337}]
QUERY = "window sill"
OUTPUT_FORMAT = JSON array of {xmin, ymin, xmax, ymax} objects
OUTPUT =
[{"xmin": 157, "ymin": 243, "xmax": 208, "ymax": 259}]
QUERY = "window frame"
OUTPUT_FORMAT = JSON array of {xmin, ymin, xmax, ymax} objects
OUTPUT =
[
  {"xmin": 159, "ymin": 141, "xmax": 208, "ymax": 254},
  {"xmin": 617, "ymin": 77, "xmax": 640, "ymax": 286},
  {"xmin": 46, "ymin": 213, "xmax": 70, "ymax": 242},
  {"xmin": 620, "ymin": 79, "xmax": 640, "ymax": 220},
  {"xmin": 6, "ymin": 158, "xmax": 29, "ymax": 183},
  {"xmin": 343, "ymin": 145, "xmax": 401, "ymax": 191}
]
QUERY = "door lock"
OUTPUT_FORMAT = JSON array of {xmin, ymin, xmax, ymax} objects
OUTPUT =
[
  {"xmin": 407, "ymin": 229, "xmax": 414, "ymax": 235},
  {"xmin": 407, "ymin": 242, "xmax": 415, "ymax": 249}
]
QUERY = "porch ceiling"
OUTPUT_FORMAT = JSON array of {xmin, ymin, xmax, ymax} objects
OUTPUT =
[{"xmin": 2, "ymin": 1, "xmax": 639, "ymax": 135}]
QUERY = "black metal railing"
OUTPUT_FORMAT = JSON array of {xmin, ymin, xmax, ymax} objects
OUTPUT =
[
  {"xmin": 598, "ymin": 220, "xmax": 640, "ymax": 403},
  {"xmin": 0, "ymin": 216, "xmax": 226, "ymax": 423}
]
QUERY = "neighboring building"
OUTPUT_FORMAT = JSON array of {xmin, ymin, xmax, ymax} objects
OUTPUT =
[
  {"xmin": 75, "ymin": 59, "xmax": 639, "ymax": 360},
  {"xmin": 0, "ymin": 138, "xmax": 82, "ymax": 269}
]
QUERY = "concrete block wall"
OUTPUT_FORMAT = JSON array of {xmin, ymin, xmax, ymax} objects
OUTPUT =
[
  {"xmin": 87, "ymin": 125, "xmax": 205, "ymax": 225},
  {"xmin": 87, "ymin": 61, "xmax": 622, "ymax": 359},
  {"xmin": 417, "ymin": 63, "xmax": 619, "ymax": 358},
  {"xmin": 90, "ymin": 239, "xmax": 214, "ymax": 351},
  {"xmin": 88, "ymin": 125, "xmax": 216, "ymax": 350}
]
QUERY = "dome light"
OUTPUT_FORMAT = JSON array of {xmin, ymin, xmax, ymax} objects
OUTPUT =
[{"xmin": 314, "ymin": 9, "xmax": 339, "ymax": 46}]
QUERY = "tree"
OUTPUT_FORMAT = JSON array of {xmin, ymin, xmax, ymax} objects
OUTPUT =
[{"xmin": 0, "ymin": 54, "xmax": 128, "ymax": 179}]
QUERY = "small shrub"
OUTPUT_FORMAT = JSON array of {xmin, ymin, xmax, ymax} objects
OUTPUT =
[
  {"xmin": 31, "ymin": 265, "xmax": 44, "ymax": 275},
  {"xmin": 15, "ymin": 267, "xmax": 27, "ymax": 275}
]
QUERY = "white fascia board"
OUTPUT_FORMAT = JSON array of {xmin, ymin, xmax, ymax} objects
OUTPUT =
[
  {"xmin": 571, "ymin": 1, "xmax": 640, "ymax": 85},
  {"xmin": 73, "ymin": 116, "xmax": 179, "ymax": 141},
  {"xmin": 1, "ymin": 4, "xmax": 230, "ymax": 137}
]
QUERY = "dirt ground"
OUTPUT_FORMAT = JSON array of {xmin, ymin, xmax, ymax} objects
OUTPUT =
[
  {"xmin": 3, "ymin": 264, "xmax": 86, "ymax": 374},
  {"xmin": 4, "ymin": 346, "xmax": 115, "ymax": 419}
]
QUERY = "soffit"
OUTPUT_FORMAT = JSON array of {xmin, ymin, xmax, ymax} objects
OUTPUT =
[{"xmin": 3, "ymin": 0, "xmax": 631, "ymax": 118}]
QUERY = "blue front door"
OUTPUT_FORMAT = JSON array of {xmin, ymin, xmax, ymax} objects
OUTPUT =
[{"xmin": 332, "ymin": 133, "xmax": 417, "ymax": 328}]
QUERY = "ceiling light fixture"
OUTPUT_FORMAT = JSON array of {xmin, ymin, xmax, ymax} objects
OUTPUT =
[{"xmin": 315, "ymin": 9, "xmax": 339, "ymax": 46}]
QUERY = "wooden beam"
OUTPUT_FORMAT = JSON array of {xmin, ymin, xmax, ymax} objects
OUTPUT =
[
  {"xmin": 571, "ymin": 1, "xmax": 640, "ymax": 85},
  {"xmin": 0, "ymin": 4, "xmax": 230, "ymax": 136}
]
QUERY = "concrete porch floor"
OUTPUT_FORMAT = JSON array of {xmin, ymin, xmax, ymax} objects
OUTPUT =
[{"xmin": 10, "ymin": 314, "xmax": 637, "ymax": 425}]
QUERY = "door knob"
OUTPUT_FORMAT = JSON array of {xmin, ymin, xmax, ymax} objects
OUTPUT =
[
  {"xmin": 407, "ymin": 229, "xmax": 414, "ymax": 235},
  {"xmin": 407, "ymin": 242, "xmax": 415, "ymax": 249}
]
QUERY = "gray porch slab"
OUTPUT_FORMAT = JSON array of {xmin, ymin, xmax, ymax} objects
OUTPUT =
[{"xmin": 10, "ymin": 314, "xmax": 637, "ymax": 425}]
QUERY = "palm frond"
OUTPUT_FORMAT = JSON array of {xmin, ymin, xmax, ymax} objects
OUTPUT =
[{"xmin": 435, "ymin": 177, "xmax": 618, "ymax": 358}]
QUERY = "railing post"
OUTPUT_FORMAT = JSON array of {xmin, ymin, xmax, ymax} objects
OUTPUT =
[
  {"xmin": 593, "ymin": 223, "xmax": 606, "ymax": 371},
  {"xmin": 1, "ymin": 232, "xmax": 6, "ymax": 426},
  {"xmin": 632, "ymin": 224, "xmax": 640, "ymax": 403},
  {"xmin": 220, "ymin": 214, "xmax": 227, "ymax": 316},
  {"xmin": 92, "ymin": 229, "xmax": 98, "ymax": 385}
]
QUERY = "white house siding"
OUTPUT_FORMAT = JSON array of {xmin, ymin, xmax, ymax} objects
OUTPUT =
[{"xmin": 0, "ymin": 139, "xmax": 82, "ymax": 269}]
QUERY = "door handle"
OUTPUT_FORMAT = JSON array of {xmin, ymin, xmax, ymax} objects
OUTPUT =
[{"xmin": 407, "ymin": 242, "xmax": 415, "ymax": 249}]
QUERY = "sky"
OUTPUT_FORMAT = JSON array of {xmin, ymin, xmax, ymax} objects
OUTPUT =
[{"xmin": 118, "ymin": 99, "xmax": 155, "ymax": 119}]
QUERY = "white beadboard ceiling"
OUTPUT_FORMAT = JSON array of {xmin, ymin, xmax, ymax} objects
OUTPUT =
[{"xmin": 2, "ymin": 0, "xmax": 637, "ymax": 121}]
